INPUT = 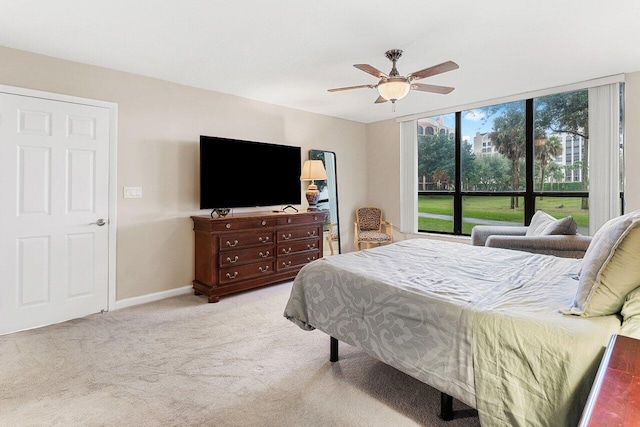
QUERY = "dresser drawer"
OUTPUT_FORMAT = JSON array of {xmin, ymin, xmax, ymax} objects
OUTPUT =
[
  {"xmin": 206, "ymin": 217, "xmax": 277, "ymax": 232},
  {"xmin": 219, "ymin": 261, "xmax": 275, "ymax": 285},
  {"xmin": 278, "ymin": 251, "xmax": 320, "ymax": 271},
  {"xmin": 277, "ymin": 238, "xmax": 320, "ymax": 256},
  {"xmin": 219, "ymin": 230, "xmax": 275, "ymax": 251},
  {"xmin": 277, "ymin": 225, "xmax": 321, "ymax": 242},
  {"xmin": 277, "ymin": 212, "xmax": 324, "ymax": 226},
  {"xmin": 218, "ymin": 246, "xmax": 274, "ymax": 267}
]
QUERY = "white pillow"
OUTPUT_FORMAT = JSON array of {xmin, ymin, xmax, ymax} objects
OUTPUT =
[
  {"xmin": 564, "ymin": 210, "xmax": 640, "ymax": 317},
  {"xmin": 526, "ymin": 210, "xmax": 577, "ymax": 237}
]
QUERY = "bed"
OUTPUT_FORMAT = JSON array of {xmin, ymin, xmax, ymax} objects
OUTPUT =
[{"xmin": 283, "ymin": 234, "xmax": 638, "ymax": 426}]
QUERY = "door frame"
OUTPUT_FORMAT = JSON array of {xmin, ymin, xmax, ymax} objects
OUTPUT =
[{"xmin": 0, "ymin": 84, "xmax": 118, "ymax": 311}]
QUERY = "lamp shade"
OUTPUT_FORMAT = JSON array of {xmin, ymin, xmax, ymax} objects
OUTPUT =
[
  {"xmin": 300, "ymin": 160, "xmax": 327, "ymax": 181},
  {"xmin": 377, "ymin": 77, "xmax": 410, "ymax": 101}
]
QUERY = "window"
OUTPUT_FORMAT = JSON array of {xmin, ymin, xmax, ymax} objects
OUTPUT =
[
  {"xmin": 417, "ymin": 114, "xmax": 456, "ymax": 232},
  {"xmin": 415, "ymin": 85, "xmax": 624, "ymax": 236}
]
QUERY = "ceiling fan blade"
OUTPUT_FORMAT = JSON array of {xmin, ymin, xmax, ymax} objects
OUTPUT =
[
  {"xmin": 374, "ymin": 95, "xmax": 387, "ymax": 104},
  {"xmin": 354, "ymin": 64, "xmax": 389, "ymax": 79},
  {"xmin": 411, "ymin": 83, "xmax": 455, "ymax": 94},
  {"xmin": 327, "ymin": 84, "xmax": 376, "ymax": 92},
  {"xmin": 407, "ymin": 61, "xmax": 459, "ymax": 81}
]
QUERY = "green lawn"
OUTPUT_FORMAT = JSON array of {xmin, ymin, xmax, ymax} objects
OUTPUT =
[{"xmin": 418, "ymin": 194, "xmax": 589, "ymax": 234}]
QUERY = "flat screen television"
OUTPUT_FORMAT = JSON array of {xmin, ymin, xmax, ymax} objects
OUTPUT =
[{"xmin": 199, "ymin": 135, "xmax": 302, "ymax": 209}]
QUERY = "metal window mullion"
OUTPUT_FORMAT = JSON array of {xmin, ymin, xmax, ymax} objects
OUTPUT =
[
  {"xmin": 454, "ymin": 112, "xmax": 462, "ymax": 234},
  {"xmin": 524, "ymin": 98, "xmax": 535, "ymax": 225}
]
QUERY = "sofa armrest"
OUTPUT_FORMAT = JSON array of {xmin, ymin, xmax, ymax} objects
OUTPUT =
[
  {"xmin": 470, "ymin": 225, "xmax": 529, "ymax": 246},
  {"xmin": 485, "ymin": 235, "xmax": 592, "ymax": 259}
]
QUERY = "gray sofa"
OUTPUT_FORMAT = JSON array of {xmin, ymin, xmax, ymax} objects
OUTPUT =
[{"xmin": 470, "ymin": 225, "xmax": 592, "ymax": 258}]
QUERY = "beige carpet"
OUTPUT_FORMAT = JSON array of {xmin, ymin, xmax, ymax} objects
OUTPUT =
[{"xmin": 0, "ymin": 281, "xmax": 480, "ymax": 427}]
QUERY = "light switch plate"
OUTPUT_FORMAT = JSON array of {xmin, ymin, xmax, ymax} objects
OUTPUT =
[{"xmin": 123, "ymin": 187, "xmax": 143, "ymax": 198}]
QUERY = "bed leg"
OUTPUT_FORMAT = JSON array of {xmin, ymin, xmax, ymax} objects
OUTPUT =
[
  {"xmin": 330, "ymin": 336, "xmax": 339, "ymax": 362},
  {"xmin": 440, "ymin": 392, "xmax": 453, "ymax": 421}
]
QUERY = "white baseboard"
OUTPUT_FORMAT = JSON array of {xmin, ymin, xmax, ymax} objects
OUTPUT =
[{"xmin": 113, "ymin": 285, "xmax": 193, "ymax": 310}]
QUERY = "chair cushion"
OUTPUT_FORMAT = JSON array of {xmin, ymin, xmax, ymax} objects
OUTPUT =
[
  {"xmin": 358, "ymin": 208, "xmax": 382, "ymax": 231},
  {"xmin": 358, "ymin": 231, "xmax": 391, "ymax": 242},
  {"xmin": 525, "ymin": 210, "xmax": 577, "ymax": 237},
  {"xmin": 564, "ymin": 210, "xmax": 640, "ymax": 317}
]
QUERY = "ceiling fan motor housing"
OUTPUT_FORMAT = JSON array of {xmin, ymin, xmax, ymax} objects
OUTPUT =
[{"xmin": 385, "ymin": 49, "xmax": 403, "ymax": 77}]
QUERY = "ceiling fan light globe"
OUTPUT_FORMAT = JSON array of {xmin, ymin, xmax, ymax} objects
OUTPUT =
[{"xmin": 377, "ymin": 78, "xmax": 410, "ymax": 101}]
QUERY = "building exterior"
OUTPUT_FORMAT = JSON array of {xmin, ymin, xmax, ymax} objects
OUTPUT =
[
  {"xmin": 552, "ymin": 132, "xmax": 585, "ymax": 182},
  {"xmin": 471, "ymin": 131, "xmax": 585, "ymax": 183},
  {"xmin": 417, "ymin": 116, "xmax": 455, "ymax": 138},
  {"xmin": 473, "ymin": 132, "xmax": 498, "ymax": 155}
]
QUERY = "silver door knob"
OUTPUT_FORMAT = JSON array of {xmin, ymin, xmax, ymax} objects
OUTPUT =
[{"xmin": 94, "ymin": 218, "xmax": 106, "ymax": 226}]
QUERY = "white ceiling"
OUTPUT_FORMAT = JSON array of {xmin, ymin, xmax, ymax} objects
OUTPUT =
[{"xmin": 1, "ymin": 0, "xmax": 640, "ymax": 123}]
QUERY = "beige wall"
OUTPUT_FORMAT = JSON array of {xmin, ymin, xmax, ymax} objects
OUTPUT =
[
  {"xmin": 364, "ymin": 119, "xmax": 400, "ymax": 226},
  {"xmin": 0, "ymin": 45, "xmax": 367, "ymax": 301}
]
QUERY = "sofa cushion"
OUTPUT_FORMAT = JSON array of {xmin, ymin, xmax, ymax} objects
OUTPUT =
[
  {"xmin": 564, "ymin": 210, "xmax": 640, "ymax": 317},
  {"xmin": 620, "ymin": 287, "xmax": 640, "ymax": 339},
  {"xmin": 526, "ymin": 210, "xmax": 577, "ymax": 237}
]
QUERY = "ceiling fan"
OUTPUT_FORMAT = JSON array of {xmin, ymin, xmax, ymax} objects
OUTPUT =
[{"xmin": 328, "ymin": 49, "xmax": 459, "ymax": 106}]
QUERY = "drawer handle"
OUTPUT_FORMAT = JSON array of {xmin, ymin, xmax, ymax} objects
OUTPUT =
[
  {"xmin": 313, "ymin": 215, "xmax": 318, "ymax": 221},
  {"xmin": 282, "ymin": 261, "xmax": 292, "ymax": 267},
  {"xmin": 282, "ymin": 233, "xmax": 292, "ymax": 240},
  {"xmin": 307, "ymin": 231, "xmax": 316, "ymax": 237},
  {"xmin": 307, "ymin": 256, "xmax": 316, "ymax": 262},
  {"xmin": 261, "ymin": 220, "xmax": 267, "ymax": 226},
  {"xmin": 287, "ymin": 218, "xmax": 292, "ymax": 223},
  {"xmin": 226, "ymin": 240, "xmax": 239, "ymax": 247},
  {"xmin": 259, "ymin": 251, "xmax": 270, "ymax": 258},
  {"xmin": 258, "ymin": 266, "xmax": 270, "ymax": 273},
  {"xmin": 226, "ymin": 256, "xmax": 239, "ymax": 264},
  {"xmin": 282, "ymin": 248, "xmax": 292, "ymax": 254},
  {"xmin": 258, "ymin": 236, "xmax": 270, "ymax": 243},
  {"xmin": 307, "ymin": 244, "xmax": 316, "ymax": 249},
  {"xmin": 226, "ymin": 272, "xmax": 238, "ymax": 279}
]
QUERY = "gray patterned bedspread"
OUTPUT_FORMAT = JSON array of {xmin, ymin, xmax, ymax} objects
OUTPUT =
[{"xmin": 283, "ymin": 238, "xmax": 621, "ymax": 421}]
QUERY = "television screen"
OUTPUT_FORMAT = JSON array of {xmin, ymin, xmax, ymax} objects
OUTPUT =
[{"xmin": 199, "ymin": 136, "xmax": 302, "ymax": 209}]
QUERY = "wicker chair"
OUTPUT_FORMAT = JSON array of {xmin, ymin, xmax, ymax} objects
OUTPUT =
[{"xmin": 354, "ymin": 207, "xmax": 393, "ymax": 251}]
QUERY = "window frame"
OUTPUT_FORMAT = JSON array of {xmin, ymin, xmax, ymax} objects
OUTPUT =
[{"xmin": 417, "ymin": 97, "xmax": 623, "ymax": 236}]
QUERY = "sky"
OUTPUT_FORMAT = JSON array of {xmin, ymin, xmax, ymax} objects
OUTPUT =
[{"xmin": 439, "ymin": 109, "xmax": 495, "ymax": 143}]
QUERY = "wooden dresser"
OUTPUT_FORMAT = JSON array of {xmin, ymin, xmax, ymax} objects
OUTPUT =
[
  {"xmin": 579, "ymin": 334, "xmax": 640, "ymax": 426},
  {"xmin": 191, "ymin": 211, "xmax": 326, "ymax": 302}
]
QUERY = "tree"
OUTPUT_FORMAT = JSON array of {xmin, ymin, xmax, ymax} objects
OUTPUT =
[
  {"xmin": 468, "ymin": 154, "xmax": 511, "ymax": 191},
  {"xmin": 417, "ymin": 133, "xmax": 476, "ymax": 190},
  {"xmin": 547, "ymin": 162, "xmax": 564, "ymax": 191},
  {"xmin": 489, "ymin": 103, "xmax": 526, "ymax": 208},
  {"xmin": 432, "ymin": 170, "xmax": 450, "ymax": 189},
  {"xmin": 535, "ymin": 91, "xmax": 589, "ymax": 208},
  {"xmin": 418, "ymin": 134, "xmax": 454, "ymax": 190},
  {"xmin": 535, "ymin": 135, "xmax": 562, "ymax": 196}
]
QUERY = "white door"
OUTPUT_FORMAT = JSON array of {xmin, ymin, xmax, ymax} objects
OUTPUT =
[{"xmin": 0, "ymin": 92, "xmax": 110, "ymax": 335}]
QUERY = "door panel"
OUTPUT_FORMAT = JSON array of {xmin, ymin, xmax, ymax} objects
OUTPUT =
[
  {"xmin": 18, "ymin": 146, "xmax": 52, "ymax": 215},
  {"xmin": 0, "ymin": 93, "xmax": 110, "ymax": 335},
  {"xmin": 17, "ymin": 236, "xmax": 50, "ymax": 306}
]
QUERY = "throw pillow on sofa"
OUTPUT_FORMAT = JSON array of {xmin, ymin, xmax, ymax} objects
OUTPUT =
[{"xmin": 526, "ymin": 210, "xmax": 577, "ymax": 237}]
